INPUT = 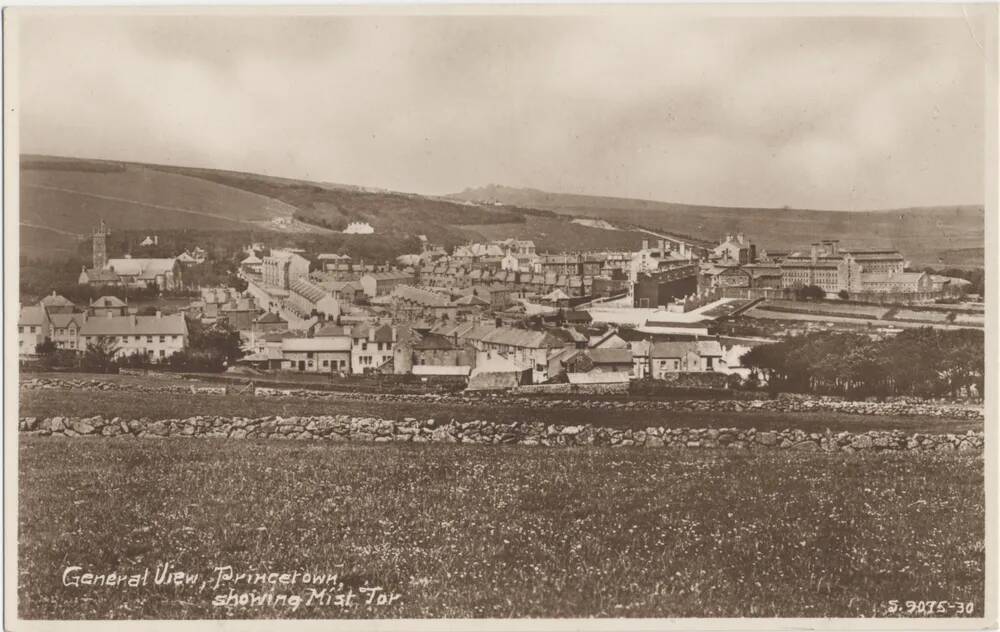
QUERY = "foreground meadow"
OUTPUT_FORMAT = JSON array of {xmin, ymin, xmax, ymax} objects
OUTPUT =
[{"xmin": 18, "ymin": 438, "xmax": 983, "ymax": 619}]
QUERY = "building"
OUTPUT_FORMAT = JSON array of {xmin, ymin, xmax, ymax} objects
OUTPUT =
[
  {"xmin": 48, "ymin": 313, "xmax": 87, "ymax": 351},
  {"xmin": 289, "ymin": 277, "xmax": 341, "ymax": 318},
  {"xmin": 712, "ymin": 232, "xmax": 756, "ymax": 265},
  {"xmin": 445, "ymin": 323, "xmax": 567, "ymax": 383},
  {"xmin": 648, "ymin": 341, "xmax": 724, "ymax": 377},
  {"xmin": 559, "ymin": 348, "xmax": 634, "ymax": 375},
  {"xmin": 218, "ymin": 297, "xmax": 260, "ymax": 331},
  {"xmin": 18, "ymin": 305, "xmax": 50, "ymax": 357},
  {"xmin": 780, "ymin": 241, "xmax": 912, "ymax": 295},
  {"xmin": 344, "ymin": 222, "xmax": 375, "ymax": 234},
  {"xmin": 89, "ymin": 296, "xmax": 129, "ymax": 317},
  {"xmin": 629, "ymin": 239, "xmax": 694, "ymax": 282},
  {"xmin": 859, "ymin": 271, "xmax": 934, "ymax": 294},
  {"xmin": 280, "ymin": 336, "xmax": 351, "ymax": 373},
  {"xmin": 262, "ymin": 249, "xmax": 311, "ymax": 290},
  {"xmin": 398, "ymin": 332, "xmax": 473, "ymax": 373},
  {"xmin": 360, "ymin": 271, "xmax": 415, "ymax": 298},
  {"xmin": 633, "ymin": 264, "xmax": 699, "ymax": 308},
  {"xmin": 349, "ymin": 323, "xmax": 397, "ymax": 374},
  {"xmin": 103, "ymin": 256, "xmax": 182, "ymax": 290},
  {"xmin": 78, "ymin": 312, "xmax": 188, "ymax": 362},
  {"xmin": 253, "ymin": 312, "xmax": 288, "ymax": 336},
  {"xmin": 240, "ymin": 252, "xmax": 263, "ymax": 274},
  {"xmin": 39, "ymin": 292, "xmax": 76, "ymax": 315}
]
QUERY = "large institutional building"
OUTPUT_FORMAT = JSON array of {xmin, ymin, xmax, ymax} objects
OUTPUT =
[{"xmin": 779, "ymin": 240, "xmax": 932, "ymax": 294}]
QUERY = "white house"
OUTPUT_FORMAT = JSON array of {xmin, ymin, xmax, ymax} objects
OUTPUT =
[
  {"xmin": 78, "ymin": 312, "xmax": 188, "ymax": 362},
  {"xmin": 349, "ymin": 323, "xmax": 397, "ymax": 374},
  {"xmin": 280, "ymin": 336, "xmax": 351, "ymax": 373},
  {"xmin": 344, "ymin": 222, "xmax": 375, "ymax": 235}
]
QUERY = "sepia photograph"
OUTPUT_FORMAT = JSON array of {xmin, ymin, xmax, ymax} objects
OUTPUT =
[{"xmin": 3, "ymin": 4, "xmax": 998, "ymax": 628}]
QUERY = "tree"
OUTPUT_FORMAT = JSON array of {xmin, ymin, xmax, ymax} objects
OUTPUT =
[
  {"xmin": 169, "ymin": 317, "xmax": 244, "ymax": 372},
  {"xmin": 837, "ymin": 290, "xmax": 850, "ymax": 300},
  {"xmin": 35, "ymin": 338, "xmax": 57, "ymax": 355},
  {"xmin": 82, "ymin": 336, "xmax": 119, "ymax": 373}
]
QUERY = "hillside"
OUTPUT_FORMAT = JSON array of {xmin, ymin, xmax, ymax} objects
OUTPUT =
[
  {"xmin": 451, "ymin": 185, "xmax": 985, "ymax": 267},
  {"xmin": 17, "ymin": 155, "xmax": 652, "ymax": 260}
]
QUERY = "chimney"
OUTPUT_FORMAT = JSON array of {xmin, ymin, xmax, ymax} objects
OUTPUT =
[
  {"xmin": 155, "ymin": 310, "xmax": 162, "ymax": 319},
  {"xmin": 737, "ymin": 232, "xmax": 745, "ymax": 244},
  {"xmin": 810, "ymin": 243, "xmax": 819, "ymax": 263}
]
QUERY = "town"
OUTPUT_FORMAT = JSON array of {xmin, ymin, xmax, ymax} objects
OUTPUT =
[{"xmin": 18, "ymin": 218, "xmax": 981, "ymax": 394}]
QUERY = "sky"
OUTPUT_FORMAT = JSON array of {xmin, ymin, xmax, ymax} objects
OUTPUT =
[{"xmin": 13, "ymin": 7, "xmax": 993, "ymax": 210}]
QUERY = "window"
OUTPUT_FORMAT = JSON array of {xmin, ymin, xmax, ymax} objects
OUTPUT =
[
  {"xmin": 159, "ymin": 335, "xmax": 166, "ymax": 343},
  {"xmin": 322, "ymin": 360, "xmax": 329, "ymax": 367},
  {"xmin": 30, "ymin": 326, "xmax": 37, "ymax": 334},
  {"xmin": 147, "ymin": 336, "xmax": 153, "ymax": 343},
  {"xmin": 159, "ymin": 350, "xmax": 165, "ymax": 357},
  {"xmin": 307, "ymin": 352, "xmax": 314, "ymax": 359},
  {"xmin": 18, "ymin": 327, "xmax": 23, "ymax": 333}
]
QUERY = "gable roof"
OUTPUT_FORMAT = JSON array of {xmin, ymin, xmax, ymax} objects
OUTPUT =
[
  {"xmin": 282, "ymin": 337, "xmax": 352, "ymax": 353},
  {"xmin": 587, "ymin": 348, "xmax": 633, "ymax": 365},
  {"xmin": 650, "ymin": 341, "xmax": 698, "ymax": 359},
  {"xmin": 90, "ymin": 295, "xmax": 127, "ymax": 308},
  {"xmin": 19, "ymin": 305, "xmax": 48, "ymax": 327},
  {"xmin": 40, "ymin": 293, "xmax": 75, "ymax": 308},
  {"xmin": 412, "ymin": 332, "xmax": 460, "ymax": 351},
  {"xmin": 255, "ymin": 312, "xmax": 287, "ymax": 324},
  {"xmin": 106, "ymin": 258, "xmax": 177, "ymax": 279},
  {"xmin": 80, "ymin": 313, "xmax": 188, "ymax": 337},
  {"xmin": 49, "ymin": 313, "xmax": 86, "ymax": 329}
]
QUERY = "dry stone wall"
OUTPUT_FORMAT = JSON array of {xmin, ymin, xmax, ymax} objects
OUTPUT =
[
  {"xmin": 18, "ymin": 414, "xmax": 983, "ymax": 453},
  {"xmin": 20, "ymin": 377, "xmax": 984, "ymax": 421}
]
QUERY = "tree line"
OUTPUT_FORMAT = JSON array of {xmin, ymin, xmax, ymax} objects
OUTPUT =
[{"xmin": 741, "ymin": 328, "xmax": 983, "ymax": 400}]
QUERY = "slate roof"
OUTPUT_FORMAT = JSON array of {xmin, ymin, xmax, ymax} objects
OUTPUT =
[
  {"xmin": 90, "ymin": 296, "xmax": 127, "ymax": 308},
  {"xmin": 587, "ymin": 348, "xmax": 633, "ymax": 365},
  {"xmin": 255, "ymin": 312, "xmax": 287, "ymax": 324},
  {"xmin": 19, "ymin": 306, "xmax": 48, "ymax": 327},
  {"xmin": 40, "ymin": 293, "xmax": 75, "ymax": 308},
  {"xmin": 80, "ymin": 313, "xmax": 188, "ymax": 337},
  {"xmin": 282, "ymin": 337, "xmax": 351, "ymax": 352},
  {"xmin": 106, "ymin": 258, "xmax": 177, "ymax": 279},
  {"xmin": 411, "ymin": 332, "xmax": 460, "ymax": 351}
]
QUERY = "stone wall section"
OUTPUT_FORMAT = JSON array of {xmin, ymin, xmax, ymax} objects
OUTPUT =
[{"xmin": 18, "ymin": 414, "xmax": 984, "ymax": 453}]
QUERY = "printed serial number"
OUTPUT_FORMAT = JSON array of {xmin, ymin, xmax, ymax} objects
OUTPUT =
[{"xmin": 885, "ymin": 600, "xmax": 975, "ymax": 615}]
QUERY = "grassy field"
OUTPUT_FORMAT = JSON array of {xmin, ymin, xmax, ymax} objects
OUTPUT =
[
  {"xmin": 17, "ymin": 388, "xmax": 982, "ymax": 434},
  {"xmin": 18, "ymin": 438, "xmax": 983, "ymax": 619}
]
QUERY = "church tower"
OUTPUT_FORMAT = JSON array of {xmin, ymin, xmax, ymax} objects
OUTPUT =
[{"xmin": 92, "ymin": 219, "xmax": 110, "ymax": 270}]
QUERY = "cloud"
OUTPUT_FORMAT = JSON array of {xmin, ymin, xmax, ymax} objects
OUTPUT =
[{"xmin": 13, "ymin": 9, "xmax": 990, "ymax": 210}]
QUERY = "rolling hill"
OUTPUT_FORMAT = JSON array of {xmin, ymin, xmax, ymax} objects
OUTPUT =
[
  {"xmin": 18, "ymin": 155, "xmax": 983, "ymax": 268},
  {"xmin": 450, "ymin": 185, "xmax": 985, "ymax": 267},
  {"xmin": 17, "ymin": 155, "xmax": 652, "ymax": 260}
]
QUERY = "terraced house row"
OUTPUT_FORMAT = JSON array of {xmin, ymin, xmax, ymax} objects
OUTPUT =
[{"xmin": 18, "ymin": 293, "xmax": 188, "ymax": 361}]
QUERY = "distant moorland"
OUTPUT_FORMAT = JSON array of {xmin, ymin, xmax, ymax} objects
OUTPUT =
[
  {"xmin": 451, "ymin": 185, "xmax": 985, "ymax": 267},
  {"xmin": 18, "ymin": 155, "xmax": 983, "ymax": 268}
]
